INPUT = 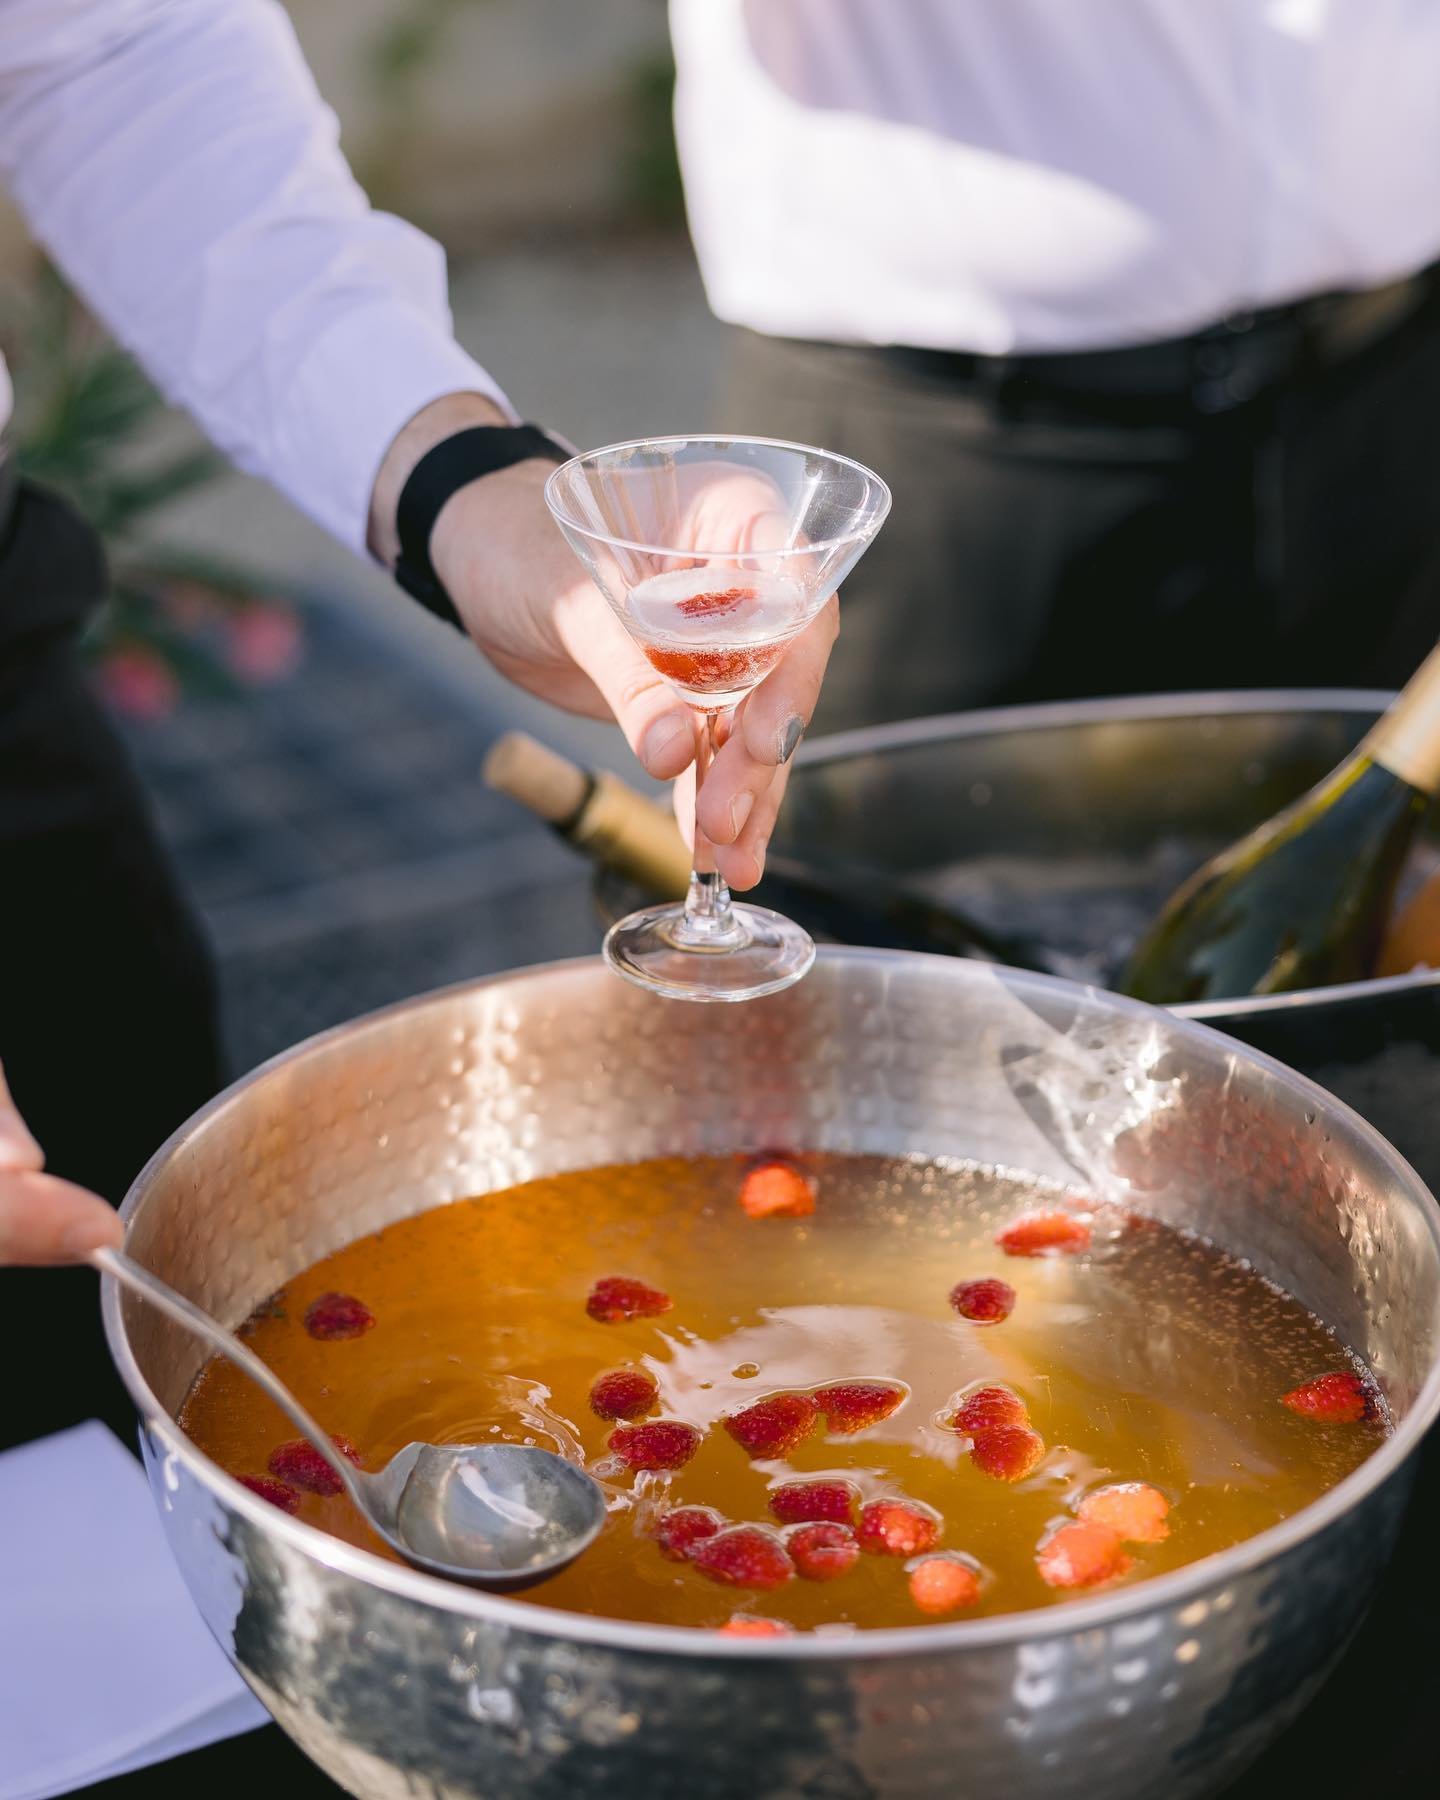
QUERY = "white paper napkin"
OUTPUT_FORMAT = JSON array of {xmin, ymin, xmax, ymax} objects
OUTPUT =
[{"xmin": 0, "ymin": 1421, "xmax": 267, "ymax": 1800}]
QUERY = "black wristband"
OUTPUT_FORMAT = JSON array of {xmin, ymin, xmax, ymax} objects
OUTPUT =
[{"xmin": 393, "ymin": 423, "xmax": 570, "ymax": 628}]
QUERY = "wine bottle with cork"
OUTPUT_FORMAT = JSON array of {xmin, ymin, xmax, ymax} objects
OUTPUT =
[
  {"xmin": 1123, "ymin": 642, "xmax": 1440, "ymax": 1003},
  {"xmin": 482, "ymin": 732, "xmax": 1067, "ymax": 973}
]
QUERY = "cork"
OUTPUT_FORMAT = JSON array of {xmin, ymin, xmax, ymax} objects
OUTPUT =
[
  {"xmin": 483, "ymin": 732, "xmax": 589, "ymax": 827},
  {"xmin": 1364, "ymin": 641, "xmax": 1440, "ymax": 796},
  {"xmin": 483, "ymin": 731, "xmax": 693, "ymax": 896}
]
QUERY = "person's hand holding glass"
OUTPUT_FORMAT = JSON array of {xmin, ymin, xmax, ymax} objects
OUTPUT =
[{"xmin": 545, "ymin": 436, "xmax": 889, "ymax": 1001}]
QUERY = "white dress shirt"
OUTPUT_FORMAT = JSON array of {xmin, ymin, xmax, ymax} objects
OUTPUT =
[
  {"xmin": 0, "ymin": 0, "xmax": 511, "ymax": 552},
  {"xmin": 672, "ymin": 0, "xmax": 1440, "ymax": 356}
]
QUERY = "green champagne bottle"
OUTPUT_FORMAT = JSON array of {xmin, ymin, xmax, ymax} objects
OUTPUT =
[{"xmin": 1122, "ymin": 646, "xmax": 1440, "ymax": 1004}]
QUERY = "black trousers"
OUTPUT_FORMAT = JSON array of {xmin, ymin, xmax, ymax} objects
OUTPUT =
[
  {"xmin": 720, "ymin": 291, "xmax": 1440, "ymax": 734},
  {"xmin": 0, "ymin": 481, "xmax": 226, "ymax": 1451}
]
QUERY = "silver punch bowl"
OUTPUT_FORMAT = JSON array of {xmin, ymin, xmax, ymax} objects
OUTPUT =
[{"xmin": 103, "ymin": 950, "xmax": 1440, "ymax": 1799}]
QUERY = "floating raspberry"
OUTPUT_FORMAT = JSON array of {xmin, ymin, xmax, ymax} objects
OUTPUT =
[
  {"xmin": 814, "ymin": 1381, "xmax": 907, "ymax": 1435},
  {"xmin": 857, "ymin": 1499, "xmax": 942, "ymax": 1557},
  {"xmin": 303, "ymin": 1291, "xmax": 375, "ymax": 1340},
  {"xmin": 719, "ymin": 1615, "xmax": 792, "ymax": 1637},
  {"xmin": 970, "ymin": 1425, "xmax": 1046, "ymax": 1484},
  {"xmin": 267, "ymin": 1435, "xmax": 362, "ymax": 1496},
  {"xmin": 949, "ymin": 1278, "xmax": 1017, "ymax": 1324},
  {"xmin": 692, "ymin": 1525, "xmax": 795, "ymax": 1590},
  {"xmin": 725, "ymin": 1393, "xmax": 820, "ymax": 1458},
  {"xmin": 1079, "ymin": 1483, "xmax": 1171, "ymax": 1544},
  {"xmin": 789, "ymin": 1521, "xmax": 860, "ymax": 1581},
  {"xmin": 739, "ymin": 1159, "xmax": 817, "ymax": 1221},
  {"xmin": 768, "ymin": 1479, "xmax": 857, "ymax": 1526},
  {"xmin": 677, "ymin": 586, "xmax": 754, "ymax": 619},
  {"xmin": 654, "ymin": 1506, "xmax": 725, "ymax": 1562},
  {"xmin": 908, "ymin": 1555, "xmax": 982, "ymax": 1615},
  {"xmin": 996, "ymin": 1212, "xmax": 1092, "ymax": 1258},
  {"xmin": 608, "ymin": 1419, "xmax": 702, "ymax": 1471},
  {"xmin": 948, "ymin": 1385, "xmax": 1029, "ymax": 1434},
  {"xmin": 589, "ymin": 1368, "xmax": 659, "ymax": 1421},
  {"xmin": 585, "ymin": 1276, "xmax": 673, "ymax": 1324},
  {"xmin": 1280, "ymin": 1371, "xmax": 1373, "ymax": 1424},
  {"xmin": 237, "ymin": 1474, "xmax": 299, "ymax": 1514},
  {"xmin": 1036, "ymin": 1520, "xmax": 1133, "ymax": 1590}
]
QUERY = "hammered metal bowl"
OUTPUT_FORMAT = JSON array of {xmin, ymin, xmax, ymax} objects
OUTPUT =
[{"xmin": 102, "ymin": 951, "xmax": 1440, "ymax": 1800}]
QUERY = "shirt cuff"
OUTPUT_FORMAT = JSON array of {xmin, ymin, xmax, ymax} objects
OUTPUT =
[{"xmin": 275, "ymin": 300, "xmax": 517, "ymax": 555}]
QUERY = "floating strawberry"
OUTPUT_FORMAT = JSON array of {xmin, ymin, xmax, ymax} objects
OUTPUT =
[
  {"xmin": 1079, "ymin": 1483, "xmax": 1171, "ymax": 1544},
  {"xmin": 739, "ymin": 1159, "xmax": 817, "ymax": 1221},
  {"xmin": 1036, "ymin": 1520, "xmax": 1133, "ymax": 1590},
  {"xmin": 1280, "ymin": 1371, "xmax": 1373, "ymax": 1424},
  {"xmin": 719, "ymin": 1615, "xmax": 792, "ymax": 1637},
  {"xmin": 948, "ymin": 1278, "xmax": 1016, "ymax": 1324},
  {"xmin": 768, "ymin": 1479, "xmax": 858, "ymax": 1526},
  {"xmin": 585, "ymin": 1276, "xmax": 673, "ymax": 1324},
  {"xmin": 970, "ymin": 1425, "xmax": 1046, "ymax": 1484},
  {"xmin": 908, "ymin": 1554, "xmax": 982, "ymax": 1614},
  {"xmin": 725, "ymin": 1393, "xmax": 820, "ymax": 1458},
  {"xmin": 677, "ymin": 587, "xmax": 754, "ymax": 619},
  {"xmin": 996, "ymin": 1212, "xmax": 1091, "ymax": 1258},
  {"xmin": 947, "ymin": 1385, "xmax": 1029, "ymax": 1435},
  {"xmin": 692, "ymin": 1525, "xmax": 795, "ymax": 1590},
  {"xmin": 789, "ymin": 1521, "xmax": 860, "ymax": 1581},
  {"xmin": 237, "ymin": 1474, "xmax": 300, "ymax": 1514},
  {"xmin": 589, "ymin": 1368, "xmax": 659, "ymax": 1421},
  {"xmin": 814, "ymin": 1381, "xmax": 907, "ymax": 1435},
  {"xmin": 654, "ymin": 1505, "xmax": 725, "ymax": 1562},
  {"xmin": 857, "ymin": 1499, "xmax": 942, "ymax": 1557},
  {"xmin": 303, "ymin": 1291, "xmax": 375, "ymax": 1340},
  {"xmin": 608, "ymin": 1419, "xmax": 702, "ymax": 1471},
  {"xmin": 267, "ymin": 1435, "xmax": 362, "ymax": 1496}
]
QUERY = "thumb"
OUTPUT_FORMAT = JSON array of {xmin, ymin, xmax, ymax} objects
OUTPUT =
[
  {"xmin": 0, "ymin": 1168, "xmax": 123, "ymax": 1266},
  {"xmin": 0, "ymin": 1059, "xmax": 43, "ymax": 1172},
  {"xmin": 553, "ymin": 586, "xmax": 696, "ymax": 779}
]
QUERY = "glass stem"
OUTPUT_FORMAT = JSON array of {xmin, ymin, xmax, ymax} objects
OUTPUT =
[{"xmin": 677, "ymin": 710, "xmax": 747, "ymax": 948}]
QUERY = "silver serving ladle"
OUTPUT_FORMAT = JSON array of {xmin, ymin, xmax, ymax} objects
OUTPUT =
[{"xmin": 93, "ymin": 1247, "xmax": 606, "ymax": 1589}]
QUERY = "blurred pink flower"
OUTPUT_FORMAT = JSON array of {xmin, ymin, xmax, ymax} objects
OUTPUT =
[
  {"xmin": 225, "ymin": 603, "xmax": 303, "ymax": 682},
  {"xmin": 96, "ymin": 646, "xmax": 179, "ymax": 721}
]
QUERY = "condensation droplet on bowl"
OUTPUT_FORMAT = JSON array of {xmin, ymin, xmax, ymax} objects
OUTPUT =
[{"xmin": 1175, "ymin": 1639, "xmax": 1201, "ymax": 1664}]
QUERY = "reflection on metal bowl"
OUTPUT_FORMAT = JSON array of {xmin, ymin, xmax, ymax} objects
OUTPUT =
[{"xmin": 103, "ymin": 951, "xmax": 1440, "ymax": 1800}]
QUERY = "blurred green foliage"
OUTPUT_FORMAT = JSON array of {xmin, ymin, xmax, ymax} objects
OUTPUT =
[
  {"xmin": 619, "ymin": 49, "xmax": 685, "ymax": 227},
  {"xmin": 3, "ymin": 266, "xmax": 305, "ymax": 707},
  {"xmin": 361, "ymin": 0, "xmax": 683, "ymax": 229}
]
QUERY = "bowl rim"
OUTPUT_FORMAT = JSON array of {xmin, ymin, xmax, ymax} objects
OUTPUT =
[{"xmin": 103, "ymin": 948, "xmax": 1440, "ymax": 1661}]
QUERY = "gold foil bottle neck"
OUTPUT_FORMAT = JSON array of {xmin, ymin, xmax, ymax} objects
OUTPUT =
[{"xmin": 1363, "ymin": 641, "xmax": 1440, "ymax": 795}]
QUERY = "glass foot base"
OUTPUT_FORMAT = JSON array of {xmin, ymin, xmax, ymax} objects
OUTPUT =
[{"xmin": 602, "ymin": 902, "xmax": 815, "ymax": 1002}]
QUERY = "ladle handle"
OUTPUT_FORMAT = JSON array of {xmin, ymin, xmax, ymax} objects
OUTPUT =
[{"xmin": 91, "ymin": 1246, "xmax": 366, "ymax": 1509}]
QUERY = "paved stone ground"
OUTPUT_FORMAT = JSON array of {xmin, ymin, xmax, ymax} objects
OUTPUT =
[{"xmin": 115, "ymin": 237, "xmax": 734, "ymax": 1073}]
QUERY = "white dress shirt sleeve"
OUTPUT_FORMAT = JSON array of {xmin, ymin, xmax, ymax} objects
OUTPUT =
[{"xmin": 0, "ymin": 0, "xmax": 515, "ymax": 552}]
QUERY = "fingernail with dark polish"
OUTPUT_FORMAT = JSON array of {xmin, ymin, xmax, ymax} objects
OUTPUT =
[{"xmin": 778, "ymin": 716, "xmax": 805, "ymax": 763}]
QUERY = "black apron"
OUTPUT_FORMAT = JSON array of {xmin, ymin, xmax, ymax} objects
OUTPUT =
[{"xmin": 0, "ymin": 469, "xmax": 226, "ymax": 1451}]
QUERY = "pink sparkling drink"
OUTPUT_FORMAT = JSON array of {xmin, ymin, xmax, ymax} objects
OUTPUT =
[{"xmin": 625, "ymin": 568, "xmax": 811, "ymax": 710}]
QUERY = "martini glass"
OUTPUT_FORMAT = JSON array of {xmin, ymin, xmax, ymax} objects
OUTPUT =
[{"xmin": 545, "ymin": 434, "xmax": 890, "ymax": 1001}]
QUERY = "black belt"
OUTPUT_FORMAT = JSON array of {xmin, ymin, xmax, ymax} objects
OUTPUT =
[{"xmin": 869, "ymin": 265, "xmax": 1439, "ymax": 421}]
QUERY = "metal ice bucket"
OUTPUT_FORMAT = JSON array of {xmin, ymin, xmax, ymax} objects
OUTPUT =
[
  {"xmin": 777, "ymin": 691, "xmax": 1440, "ymax": 1194},
  {"xmin": 103, "ymin": 951, "xmax": 1440, "ymax": 1800}
]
